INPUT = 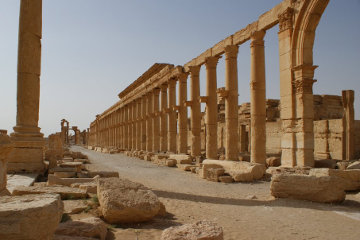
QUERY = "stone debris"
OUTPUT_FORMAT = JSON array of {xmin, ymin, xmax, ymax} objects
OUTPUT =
[
  {"xmin": 0, "ymin": 193, "xmax": 63, "ymax": 240},
  {"xmin": 48, "ymin": 174, "xmax": 94, "ymax": 187},
  {"xmin": 168, "ymin": 154, "xmax": 192, "ymax": 164},
  {"xmin": 97, "ymin": 177, "xmax": 161, "ymax": 223},
  {"xmin": 161, "ymin": 220, "xmax": 224, "ymax": 240},
  {"xmin": 87, "ymin": 171, "xmax": 119, "ymax": 178},
  {"xmin": 12, "ymin": 185, "xmax": 88, "ymax": 200},
  {"xmin": 63, "ymin": 200, "xmax": 88, "ymax": 214},
  {"xmin": 270, "ymin": 174, "xmax": 346, "ymax": 203},
  {"xmin": 55, "ymin": 217, "xmax": 107, "ymax": 240},
  {"xmin": 309, "ymin": 168, "xmax": 360, "ymax": 191},
  {"xmin": 266, "ymin": 157, "xmax": 281, "ymax": 167}
]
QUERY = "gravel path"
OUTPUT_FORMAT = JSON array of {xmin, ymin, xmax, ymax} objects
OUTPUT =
[{"xmin": 72, "ymin": 146, "xmax": 360, "ymax": 240}]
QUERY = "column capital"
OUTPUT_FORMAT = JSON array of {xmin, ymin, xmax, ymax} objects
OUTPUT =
[
  {"xmin": 160, "ymin": 83, "xmax": 168, "ymax": 91},
  {"xmin": 177, "ymin": 72, "xmax": 189, "ymax": 82},
  {"xmin": 168, "ymin": 78, "xmax": 177, "ymax": 87},
  {"xmin": 278, "ymin": 7, "xmax": 294, "ymax": 32},
  {"xmin": 153, "ymin": 87, "xmax": 160, "ymax": 95},
  {"xmin": 205, "ymin": 56, "xmax": 221, "ymax": 69},
  {"xmin": 224, "ymin": 45, "xmax": 239, "ymax": 59},
  {"xmin": 250, "ymin": 30, "xmax": 266, "ymax": 47},
  {"xmin": 188, "ymin": 65, "xmax": 201, "ymax": 76}
]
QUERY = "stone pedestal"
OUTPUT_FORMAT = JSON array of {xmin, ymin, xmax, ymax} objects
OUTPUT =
[
  {"xmin": 177, "ymin": 73, "xmax": 188, "ymax": 154},
  {"xmin": 250, "ymin": 30, "xmax": 266, "ymax": 165},
  {"xmin": 205, "ymin": 56, "xmax": 220, "ymax": 159},
  {"xmin": 8, "ymin": 0, "xmax": 45, "ymax": 173},
  {"xmin": 189, "ymin": 66, "xmax": 201, "ymax": 157},
  {"xmin": 224, "ymin": 45, "xmax": 239, "ymax": 160},
  {"xmin": 0, "ymin": 134, "xmax": 13, "ymax": 196}
]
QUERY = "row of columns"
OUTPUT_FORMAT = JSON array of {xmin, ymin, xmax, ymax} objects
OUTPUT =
[{"xmin": 89, "ymin": 29, "xmax": 267, "ymax": 165}]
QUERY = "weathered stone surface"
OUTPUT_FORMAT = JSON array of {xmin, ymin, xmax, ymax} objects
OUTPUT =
[
  {"xmin": 12, "ymin": 185, "xmax": 88, "ymax": 200},
  {"xmin": 347, "ymin": 161, "xmax": 360, "ymax": 170},
  {"xmin": 48, "ymin": 174, "xmax": 94, "ymax": 187},
  {"xmin": 177, "ymin": 164, "xmax": 194, "ymax": 171},
  {"xmin": 60, "ymin": 162, "xmax": 83, "ymax": 172},
  {"xmin": 270, "ymin": 174, "xmax": 346, "ymax": 203},
  {"xmin": 161, "ymin": 220, "xmax": 223, "ymax": 240},
  {"xmin": 203, "ymin": 159, "xmax": 265, "ymax": 182},
  {"xmin": 79, "ymin": 182, "xmax": 97, "ymax": 194},
  {"xmin": 168, "ymin": 154, "xmax": 192, "ymax": 164},
  {"xmin": 266, "ymin": 157, "xmax": 281, "ymax": 167},
  {"xmin": 55, "ymin": 217, "xmax": 107, "ymax": 240},
  {"xmin": 54, "ymin": 171, "xmax": 76, "ymax": 178},
  {"xmin": 97, "ymin": 177, "xmax": 161, "ymax": 223},
  {"xmin": 309, "ymin": 168, "xmax": 360, "ymax": 191},
  {"xmin": 50, "ymin": 167, "xmax": 77, "ymax": 174},
  {"xmin": 219, "ymin": 175, "xmax": 234, "ymax": 183},
  {"xmin": 0, "ymin": 134, "xmax": 13, "ymax": 195},
  {"xmin": 63, "ymin": 200, "xmax": 88, "ymax": 214},
  {"xmin": 0, "ymin": 193, "xmax": 63, "ymax": 240},
  {"xmin": 6, "ymin": 173, "xmax": 38, "ymax": 194},
  {"xmin": 206, "ymin": 168, "xmax": 225, "ymax": 182},
  {"xmin": 87, "ymin": 171, "xmax": 119, "ymax": 178}
]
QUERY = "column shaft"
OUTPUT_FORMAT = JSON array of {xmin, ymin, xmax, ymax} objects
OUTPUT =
[
  {"xmin": 153, "ymin": 89, "xmax": 160, "ymax": 152},
  {"xmin": 146, "ymin": 93, "xmax": 153, "ymax": 152},
  {"xmin": 178, "ymin": 74, "xmax": 188, "ymax": 154},
  {"xmin": 168, "ymin": 79, "xmax": 177, "ymax": 153},
  {"xmin": 250, "ymin": 30, "xmax": 266, "ymax": 165},
  {"xmin": 137, "ymin": 99, "xmax": 142, "ymax": 150},
  {"xmin": 160, "ymin": 84, "xmax": 168, "ymax": 152},
  {"xmin": 141, "ymin": 96, "xmax": 147, "ymax": 150},
  {"xmin": 189, "ymin": 66, "xmax": 201, "ymax": 157}
]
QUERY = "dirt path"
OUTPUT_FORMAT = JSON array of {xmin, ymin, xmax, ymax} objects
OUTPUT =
[{"xmin": 72, "ymin": 146, "xmax": 360, "ymax": 240}]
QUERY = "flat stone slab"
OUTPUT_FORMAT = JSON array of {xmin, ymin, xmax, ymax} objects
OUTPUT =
[
  {"xmin": 6, "ymin": 173, "xmax": 38, "ymax": 194},
  {"xmin": 0, "ymin": 193, "xmax": 63, "ymax": 240},
  {"xmin": 48, "ymin": 174, "xmax": 94, "ymax": 187},
  {"xmin": 12, "ymin": 185, "xmax": 88, "ymax": 200},
  {"xmin": 63, "ymin": 200, "xmax": 88, "ymax": 214}
]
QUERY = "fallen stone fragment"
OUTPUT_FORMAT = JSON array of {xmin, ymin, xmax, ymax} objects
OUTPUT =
[
  {"xmin": 270, "ymin": 174, "xmax": 346, "ymax": 203},
  {"xmin": 97, "ymin": 177, "xmax": 161, "ymax": 223},
  {"xmin": 347, "ymin": 161, "xmax": 360, "ymax": 170},
  {"xmin": 63, "ymin": 200, "xmax": 88, "ymax": 214},
  {"xmin": 50, "ymin": 167, "xmax": 78, "ymax": 174},
  {"xmin": 177, "ymin": 164, "xmax": 194, "ymax": 171},
  {"xmin": 87, "ymin": 171, "xmax": 119, "ymax": 178},
  {"xmin": 60, "ymin": 162, "xmax": 83, "ymax": 172},
  {"xmin": 219, "ymin": 175, "xmax": 233, "ymax": 183},
  {"xmin": 48, "ymin": 174, "xmax": 94, "ymax": 186},
  {"xmin": 12, "ymin": 185, "xmax": 88, "ymax": 200},
  {"xmin": 55, "ymin": 217, "xmax": 107, "ymax": 240},
  {"xmin": 203, "ymin": 159, "xmax": 265, "ymax": 182},
  {"xmin": 206, "ymin": 168, "xmax": 225, "ymax": 182},
  {"xmin": 79, "ymin": 182, "xmax": 97, "ymax": 194},
  {"xmin": 168, "ymin": 154, "xmax": 192, "ymax": 164},
  {"xmin": 54, "ymin": 171, "xmax": 76, "ymax": 178},
  {"xmin": 266, "ymin": 157, "xmax": 281, "ymax": 167},
  {"xmin": 161, "ymin": 220, "xmax": 223, "ymax": 240},
  {"xmin": 309, "ymin": 168, "xmax": 360, "ymax": 191},
  {"xmin": 0, "ymin": 193, "xmax": 63, "ymax": 240},
  {"xmin": 314, "ymin": 159, "xmax": 337, "ymax": 169}
]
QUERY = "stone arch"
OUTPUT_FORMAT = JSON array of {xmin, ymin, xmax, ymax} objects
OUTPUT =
[{"xmin": 292, "ymin": 0, "xmax": 330, "ymax": 66}]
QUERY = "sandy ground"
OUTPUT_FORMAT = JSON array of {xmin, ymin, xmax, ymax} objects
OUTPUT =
[{"xmin": 71, "ymin": 146, "xmax": 360, "ymax": 240}]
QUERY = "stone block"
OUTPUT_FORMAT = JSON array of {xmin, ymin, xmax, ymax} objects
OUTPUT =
[
  {"xmin": 218, "ymin": 175, "xmax": 233, "ymax": 183},
  {"xmin": 206, "ymin": 168, "xmax": 225, "ymax": 182},
  {"xmin": 48, "ymin": 174, "xmax": 94, "ymax": 187},
  {"xmin": 270, "ymin": 174, "xmax": 346, "ymax": 203},
  {"xmin": 0, "ymin": 194, "xmax": 63, "ymax": 240},
  {"xmin": 266, "ymin": 157, "xmax": 281, "ymax": 167},
  {"xmin": 63, "ymin": 200, "xmax": 88, "ymax": 214},
  {"xmin": 177, "ymin": 164, "xmax": 193, "ymax": 171},
  {"xmin": 87, "ymin": 171, "xmax": 119, "ymax": 178},
  {"xmin": 12, "ymin": 185, "xmax": 88, "ymax": 200},
  {"xmin": 168, "ymin": 154, "xmax": 192, "ymax": 164},
  {"xmin": 54, "ymin": 171, "xmax": 76, "ymax": 178},
  {"xmin": 309, "ymin": 168, "xmax": 360, "ymax": 191},
  {"xmin": 165, "ymin": 159, "xmax": 177, "ymax": 167}
]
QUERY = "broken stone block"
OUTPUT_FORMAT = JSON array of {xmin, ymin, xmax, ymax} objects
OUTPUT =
[
  {"xmin": 87, "ymin": 171, "xmax": 119, "ymax": 178},
  {"xmin": 161, "ymin": 220, "xmax": 223, "ymax": 240},
  {"xmin": 55, "ymin": 217, "xmax": 107, "ymax": 240},
  {"xmin": 78, "ymin": 182, "xmax": 97, "ymax": 194},
  {"xmin": 219, "ymin": 175, "xmax": 234, "ymax": 183},
  {"xmin": 266, "ymin": 157, "xmax": 281, "ymax": 167},
  {"xmin": 50, "ymin": 167, "xmax": 78, "ymax": 174},
  {"xmin": 206, "ymin": 168, "xmax": 225, "ymax": 182},
  {"xmin": 177, "ymin": 164, "xmax": 194, "ymax": 171},
  {"xmin": 63, "ymin": 200, "xmax": 88, "ymax": 214},
  {"xmin": 166, "ymin": 159, "xmax": 177, "ymax": 167},
  {"xmin": 347, "ymin": 161, "xmax": 360, "ymax": 170},
  {"xmin": 54, "ymin": 171, "xmax": 76, "ymax": 178},
  {"xmin": 97, "ymin": 177, "xmax": 161, "ymax": 223},
  {"xmin": 168, "ymin": 154, "xmax": 192, "ymax": 164},
  {"xmin": 270, "ymin": 174, "xmax": 346, "ymax": 203},
  {"xmin": 314, "ymin": 159, "xmax": 337, "ymax": 169},
  {"xmin": 60, "ymin": 162, "xmax": 83, "ymax": 172},
  {"xmin": 0, "ymin": 194, "xmax": 63, "ymax": 240},
  {"xmin": 309, "ymin": 168, "xmax": 360, "ymax": 191},
  {"xmin": 202, "ymin": 159, "xmax": 265, "ymax": 182},
  {"xmin": 12, "ymin": 185, "xmax": 88, "ymax": 200},
  {"xmin": 48, "ymin": 174, "xmax": 94, "ymax": 187}
]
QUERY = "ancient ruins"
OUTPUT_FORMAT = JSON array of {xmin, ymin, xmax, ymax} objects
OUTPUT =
[{"xmin": 1, "ymin": 0, "xmax": 360, "ymax": 239}]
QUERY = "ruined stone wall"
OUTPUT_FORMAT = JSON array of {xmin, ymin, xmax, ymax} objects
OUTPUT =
[{"xmin": 313, "ymin": 95, "xmax": 343, "ymax": 120}]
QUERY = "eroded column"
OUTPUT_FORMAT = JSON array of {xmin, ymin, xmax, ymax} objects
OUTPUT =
[
  {"xmin": 141, "ymin": 96, "xmax": 147, "ymax": 150},
  {"xmin": 189, "ymin": 66, "xmax": 201, "ymax": 157},
  {"xmin": 205, "ymin": 56, "xmax": 220, "ymax": 159},
  {"xmin": 177, "ymin": 73, "xmax": 188, "ymax": 154},
  {"xmin": 146, "ymin": 93, "xmax": 153, "ymax": 152},
  {"xmin": 124, "ymin": 105, "xmax": 129, "ymax": 150},
  {"xmin": 342, "ymin": 90, "xmax": 355, "ymax": 160},
  {"xmin": 132, "ymin": 101, "xmax": 136, "ymax": 150},
  {"xmin": 168, "ymin": 79, "xmax": 177, "ymax": 153},
  {"xmin": 250, "ymin": 30, "xmax": 266, "ymax": 165},
  {"xmin": 153, "ymin": 88, "xmax": 160, "ymax": 152},
  {"xmin": 160, "ymin": 84, "xmax": 168, "ymax": 152},
  {"xmin": 136, "ymin": 99, "xmax": 142, "ymax": 150},
  {"xmin": 224, "ymin": 45, "xmax": 239, "ymax": 160},
  {"xmin": 8, "ymin": 0, "xmax": 45, "ymax": 172}
]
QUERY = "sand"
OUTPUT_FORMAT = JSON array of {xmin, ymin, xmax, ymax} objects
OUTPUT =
[{"xmin": 71, "ymin": 146, "xmax": 360, "ymax": 240}]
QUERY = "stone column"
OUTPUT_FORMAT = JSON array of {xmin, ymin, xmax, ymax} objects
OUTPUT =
[
  {"xmin": 129, "ymin": 103, "xmax": 133, "ymax": 150},
  {"xmin": 205, "ymin": 56, "xmax": 220, "ymax": 159},
  {"xmin": 132, "ymin": 101, "xmax": 136, "ymax": 151},
  {"xmin": 0, "ymin": 133, "xmax": 13, "ymax": 196},
  {"xmin": 8, "ymin": 0, "xmax": 45, "ymax": 173},
  {"xmin": 293, "ymin": 65, "xmax": 317, "ymax": 167},
  {"xmin": 250, "ymin": 30, "xmax": 266, "ymax": 165},
  {"xmin": 124, "ymin": 105, "xmax": 129, "ymax": 150},
  {"xmin": 137, "ymin": 99, "xmax": 142, "ymax": 150},
  {"xmin": 153, "ymin": 88, "xmax": 161, "ymax": 152},
  {"xmin": 177, "ymin": 73, "xmax": 188, "ymax": 154},
  {"xmin": 224, "ymin": 45, "xmax": 239, "ymax": 160},
  {"xmin": 160, "ymin": 84, "xmax": 168, "ymax": 152},
  {"xmin": 168, "ymin": 78, "xmax": 177, "ymax": 153},
  {"xmin": 146, "ymin": 93, "xmax": 153, "ymax": 152},
  {"xmin": 239, "ymin": 125, "xmax": 247, "ymax": 152},
  {"xmin": 189, "ymin": 66, "xmax": 201, "ymax": 157},
  {"xmin": 120, "ymin": 108, "xmax": 124, "ymax": 149},
  {"xmin": 342, "ymin": 90, "xmax": 355, "ymax": 160},
  {"xmin": 278, "ymin": 8, "xmax": 296, "ymax": 167},
  {"xmin": 141, "ymin": 95, "xmax": 147, "ymax": 150}
]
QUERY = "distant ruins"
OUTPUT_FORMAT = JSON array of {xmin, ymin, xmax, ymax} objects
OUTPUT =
[{"xmin": 88, "ymin": 0, "xmax": 359, "ymax": 167}]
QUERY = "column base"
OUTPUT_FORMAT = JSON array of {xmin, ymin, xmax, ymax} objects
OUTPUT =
[{"xmin": 7, "ymin": 127, "xmax": 45, "ymax": 173}]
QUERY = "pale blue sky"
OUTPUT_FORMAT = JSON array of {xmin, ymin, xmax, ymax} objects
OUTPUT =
[{"xmin": 0, "ymin": 0, "xmax": 359, "ymax": 136}]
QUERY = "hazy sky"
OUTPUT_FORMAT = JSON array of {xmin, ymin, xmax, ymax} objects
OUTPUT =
[{"xmin": 1, "ymin": 0, "xmax": 359, "ymax": 137}]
